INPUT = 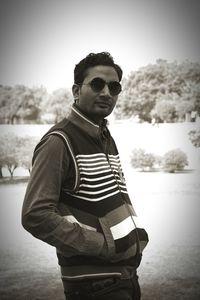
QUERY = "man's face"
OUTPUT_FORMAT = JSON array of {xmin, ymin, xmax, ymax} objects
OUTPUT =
[{"xmin": 73, "ymin": 65, "xmax": 120, "ymax": 124}]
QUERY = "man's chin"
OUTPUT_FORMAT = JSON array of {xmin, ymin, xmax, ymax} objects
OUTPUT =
[
  {"xmin": 96, "ymin": 109, "xmax": 112, "ymax": 119},
  {"xmin": 96, "ymin": 105, "xmax": 113, "ymax": 116}
]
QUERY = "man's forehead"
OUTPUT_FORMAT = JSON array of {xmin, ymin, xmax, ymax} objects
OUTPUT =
[{"xmin": 84, "ymin": 65, "xmax": 119, "ymax": 81}]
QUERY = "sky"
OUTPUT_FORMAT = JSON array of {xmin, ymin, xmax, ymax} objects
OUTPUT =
[{"xmin": 0, "ymin": 0, "xmax": 200, "ymax": 92}]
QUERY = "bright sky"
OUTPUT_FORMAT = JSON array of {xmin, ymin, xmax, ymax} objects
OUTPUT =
[{"xmin": 0, "ymin": 0, "xmax": 200, "ymax": 92}]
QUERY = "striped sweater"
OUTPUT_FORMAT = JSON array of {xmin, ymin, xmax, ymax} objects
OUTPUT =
[{"xmin": 27, "ymin": 105, "xmax": 148, "ymax": 280}]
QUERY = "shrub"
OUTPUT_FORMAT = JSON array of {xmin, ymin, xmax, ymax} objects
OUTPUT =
[
  {"xmin": 188, "ymin": 129, "xmax": 200, "ymax": 148},
  {"xmin": 162, "ymin": 148, "xmax": 188, "ymax": 172},
  {"xmin": 0, "ymin": 133, "xmax": 38, "ymax": 177},
  {"xmin": 130, "ymin": 148, "xmax": 156, "ymax": 171}
]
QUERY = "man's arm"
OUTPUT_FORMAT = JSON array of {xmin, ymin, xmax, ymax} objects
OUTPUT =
[{"xmin": 21, "ymin": 135, "xmax": 105, "ymax": 257}]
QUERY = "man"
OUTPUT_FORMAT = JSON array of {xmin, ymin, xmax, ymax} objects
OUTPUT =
[{"xmin": 22, "ymin": 52, "xmax": 148, "ymax": 299}]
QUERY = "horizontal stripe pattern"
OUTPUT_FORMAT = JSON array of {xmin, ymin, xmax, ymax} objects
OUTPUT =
[
  {"xmin": 61, "ymin": 264, "xmax": 122, "ymax": 280},
  {"xmin": 64, "ymin": 215, "xmax": 97, "ymax": 232},
  {"xmin": 110, "ymin": 216, "xmax": 135, "ymax": 240},
  {"xmin": 47, "ymin": 109, "xmax": 148, "ymax": 278},
  {"xmin": 60, "ymin": 151, "xmax": 148, "ymax": 263},
  {"xmin": 73, "ymin": 153, "xmax": 127, "ymax": 202},
  {"xmin": 115, "ymin": 228, "xmax": 149, "ymax": 254},
  {"xmin": 61, "ymin": 191, "xmax": 129, "ymax": 216},
  {"xmin": 61, "ymin": 272, "xmax": 121, "ymax": 280}
]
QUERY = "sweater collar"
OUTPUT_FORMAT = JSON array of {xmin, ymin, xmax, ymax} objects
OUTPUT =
[{"xmin": 68, "ymin": 104, "xmax": 108, "ymax": 139}]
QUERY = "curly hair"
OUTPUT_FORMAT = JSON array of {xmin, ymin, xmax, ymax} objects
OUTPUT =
[{"xmin": 74, "ymin": 52, "xmax": 123, "ymax": 84}]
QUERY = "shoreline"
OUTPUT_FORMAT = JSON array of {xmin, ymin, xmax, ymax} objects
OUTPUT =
[{"xmin": 0, "ymin": 176, "xmax": 29, "ymax": 185}]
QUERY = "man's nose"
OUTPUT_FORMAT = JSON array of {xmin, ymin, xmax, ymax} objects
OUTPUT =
[{"xmin": 100, "ymin": 84, "xmax": 111, "ymax": 96}]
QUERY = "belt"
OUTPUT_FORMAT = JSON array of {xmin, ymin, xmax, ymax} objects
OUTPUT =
[
  {"xmin": 62, "ymin": 275, "xmax": 139, "ymax": 294},
  {"xmin": 63, "ymin": 277, "xmax": 120, "ymax": 293}
]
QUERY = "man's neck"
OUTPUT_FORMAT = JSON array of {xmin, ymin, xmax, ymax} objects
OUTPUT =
[{"xmin": 74, "ymin": 104, "xmax": 104, "ymax": 126}]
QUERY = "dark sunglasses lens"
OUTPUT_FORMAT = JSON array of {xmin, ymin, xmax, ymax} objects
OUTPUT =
[
  {"xmin": 91, "ymin": 78, "xmax": 105, "ymax": 92},
  {"xmin": 108, "ymin": 82, "xmax": 121, "ymax": 96},
  {"xmin": 90, "ymin": 78, "xmax": 121, "ymax": 96}
]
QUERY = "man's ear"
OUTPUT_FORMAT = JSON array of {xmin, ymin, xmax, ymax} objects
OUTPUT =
[{"xmin": 72, "ymin": 84, "xmax": 80, "ymax": 100}]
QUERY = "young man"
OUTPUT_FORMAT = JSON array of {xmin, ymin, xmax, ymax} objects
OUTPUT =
[{"xmin": 22, "ymin": 52, "xmax": 148, "ymax": 300}]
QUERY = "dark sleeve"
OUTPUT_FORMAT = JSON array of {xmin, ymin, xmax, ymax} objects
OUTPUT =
[{"xmin": 21, "ymin": 135, "xmax": 105, "ymax": 257}]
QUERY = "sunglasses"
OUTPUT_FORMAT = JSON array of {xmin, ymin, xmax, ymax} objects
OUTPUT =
[{"xmin": 80, "ymin": 77, "xmax": 122, "ymax": 96}]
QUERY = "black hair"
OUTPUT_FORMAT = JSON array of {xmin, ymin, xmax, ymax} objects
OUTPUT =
[{"xmin": 74, "ymin": 52, "xmax": 123, "ymax": 84}]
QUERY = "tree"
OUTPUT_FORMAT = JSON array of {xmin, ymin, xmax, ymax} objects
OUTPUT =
[
  {"xmin": 0, "ymin": 85, "xmax": 48, "ymax": 124},
  {"xmin": 188, "ymin": 129, "xmax": 200, "ymax": 148},
  {"xmin": 151, "ymin": 98, "xmax": 177, "ymax": 123},
  {"xmin": 0, "ymin": 146, "xmax": 4, "ymax": 178},
  {"xmin": 1, "ymin": 136, "xmax": 17, "ymax": 177},
  {"xmin": 0, "ymin": 133, "xmax": 23, "ymax": 177},
  {"xmin": 0, "ymin": 85, "xmax": 15, "ymax": 123},
  {"xmin": 162, "ymin": 148, "xmax": 188, "ymax": 172},
  {"xmin": 115, "ymin": 60, "xmax": 200, "ymax": 122},
  {"xmin": 116, "ymin": 75, "xmax": 156, "ymax": 121},
  {"xmin": 130, "ymin": 148, "xmax": 156, "ymax": 171},
  {"xmin": 0, "ymin": 133, "xmax": 39, "ymax": 177},
  {"xmin": 15, "ymin": 86, "xmax": 47, "ymax": 123},
  {"xmin": 17, "ymin": 136, "xmax": 39, "ymax": 173},
  {"xmin": 41, "ymin": 88, "xmax": 73, "ymax": 123},
  {"xmin": 3, "ymin": 155, "xmax": 18, "ymax": 177},
  {"xmin": 175, "ymin": 101, "xmax": 194, "ymax": 122}
]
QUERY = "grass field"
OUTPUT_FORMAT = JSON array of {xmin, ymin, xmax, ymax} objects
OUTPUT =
[
  {"xmin": 0, "ymin": 122, "xmax": 200, "ymax": 299},
  {"xmin": 0, "ymin": 169, "xmax": 200, "ymax": 300}
]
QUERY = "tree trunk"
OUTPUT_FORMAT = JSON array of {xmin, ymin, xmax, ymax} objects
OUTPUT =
[{"xmin": 0, "ymin": 167, "xmax": 3, "ymax": 178}]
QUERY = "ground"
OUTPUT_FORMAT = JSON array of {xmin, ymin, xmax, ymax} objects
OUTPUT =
[
  {"xmin": 0, "ymin": 122, "xmax": 200, "ymax": 299},
  {"xmin": 0, "ymin": 169, "xmax": 200, "ymax": 299}
]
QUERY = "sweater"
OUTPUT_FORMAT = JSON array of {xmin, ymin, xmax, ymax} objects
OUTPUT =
[{"xmin": 22, "ymin": 105, "xmax": 148, "ymax": 281}]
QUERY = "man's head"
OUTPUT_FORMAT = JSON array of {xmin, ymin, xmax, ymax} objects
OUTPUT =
[
  {"xmin": 72, "ymin": 52, "xmax": 123, "ymax": 124},
  {"xmin": 74, "ymin": 52, "xmax": 122, "ymax": 85}
]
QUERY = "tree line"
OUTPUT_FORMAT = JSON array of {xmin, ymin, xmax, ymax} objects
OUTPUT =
[
  {"xmin": 130, "ymin": 148, "xmax": 189, "ymax": 173},
  {"xmin": 115, "ymin": 59, "xmax": 200, "ymax": 123},
  {"xmin": 0, "ymin": 129, "xmax": 199, "ymax": 178},
  {"xmin": 0, "ymin": 133, "xmax": 39, "ymax": 178},
  {"xmin": 131, "ymin": 128, "xmax": 200, "ymax": 172},
  {"xmin": 0, "ymin": 85, "xmax": 73, "ymax": 124},
  {"xmin": 0, "ymin": 60, "xmax": 200, "ymax": 124}
]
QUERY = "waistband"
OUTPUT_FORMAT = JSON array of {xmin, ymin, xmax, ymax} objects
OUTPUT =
[
  {"xmin": 60, "ymin": 264, "xmax": 137, "ymax": 281},
  {"xmin": 62, "ymin": 274, "xmax": 140, "ymax": 297}
]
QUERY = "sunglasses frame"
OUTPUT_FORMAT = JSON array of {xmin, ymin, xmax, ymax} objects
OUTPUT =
[{"xmin": 79, "ymin": 77, "xmax": 122, "ymax": 96}]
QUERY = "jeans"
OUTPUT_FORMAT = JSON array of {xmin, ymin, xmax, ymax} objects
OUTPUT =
[{"xmin": 63, "ymin": 275, "xmax": 141, "ymax": 300}]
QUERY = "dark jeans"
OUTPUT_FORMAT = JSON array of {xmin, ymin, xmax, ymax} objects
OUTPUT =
[{"xmin": 63, "ymin": 275, "xmax": 141, "ymax": 300}]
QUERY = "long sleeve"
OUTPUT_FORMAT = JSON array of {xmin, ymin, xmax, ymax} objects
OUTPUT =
[{"xmin": 21, "ymin": 135, "xmax": 105, "ymax": 257}]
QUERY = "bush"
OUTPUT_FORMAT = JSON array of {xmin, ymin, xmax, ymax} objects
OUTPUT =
[
  {"xmin": 130, "ymin": 148, "xmax": 156, "ymax": 171},
  {"xmin": 188, "ymin": 129, "xmax": 200, "ymax": 148},
  {"xmin": 0, "ymin": 133, "xmax": 38, "ymax": 177},
  {"xmin": 130, "ymin": 148, "xmax": 188, "ymax": 173},
  {"xmin": 162, "ymin": 148, "xmax": 188, "ymax": 173}
]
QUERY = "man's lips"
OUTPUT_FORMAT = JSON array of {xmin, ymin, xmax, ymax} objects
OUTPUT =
[{"xmin": 96, "ymin": 101, "xmax": 111, "ymax": 107}]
